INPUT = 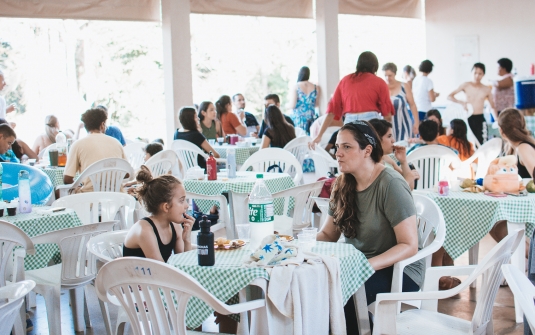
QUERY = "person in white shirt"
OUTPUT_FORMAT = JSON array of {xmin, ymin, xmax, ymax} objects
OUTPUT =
[
  {"xmin": 412, "ymin": 60, "xmax": 439, "ymax": 122},
  {"xmin": 0, "ymin": 70, "xmax": 17, "ymax": 119}
]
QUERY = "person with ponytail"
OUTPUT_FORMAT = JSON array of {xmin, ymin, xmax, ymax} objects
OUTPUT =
[
  {"xmin": 316, "ymin": 120, "xmax": 420, "ymax": 333},
  {"xmin": 437, "ymin": 119, "xmax": 475, "ymax": 161},
  {"xmin": 216, "ymin": 95, "xmax": 246, "ymax": 136},
  {"xmin": 123, "ymin": 166, "xmax": 194, "ymax": 262}
]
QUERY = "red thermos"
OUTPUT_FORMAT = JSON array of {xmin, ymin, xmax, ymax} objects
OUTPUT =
[{"xmin": 207, "ymin": 151, "xmax": 217, "ymax": 180}]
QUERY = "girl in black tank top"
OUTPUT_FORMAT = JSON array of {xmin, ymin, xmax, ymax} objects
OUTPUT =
[
  {"xmin": 517, "ymin": 141, "xmax": 535, "ymax": 179},
  {"xmin": 122, "ymin": 166, "xmax": 195, "ymax": 262}
]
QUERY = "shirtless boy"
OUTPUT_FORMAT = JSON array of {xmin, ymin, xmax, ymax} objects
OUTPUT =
[{"xmin": 448, "ymin": 63, "xmax": 496, "ymax": 144}]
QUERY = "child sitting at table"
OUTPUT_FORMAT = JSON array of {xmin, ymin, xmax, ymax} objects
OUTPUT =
[
  {"xmin": 123, "ymin": 166, "xmax": 194, "ymax": 262},
  {"xmin": 437, "ymin": 119, "xmax": 475, "ymax": 161},
  {"xmin": 124, "ymin": 142, "xmax": 164, "ymax": 191}
]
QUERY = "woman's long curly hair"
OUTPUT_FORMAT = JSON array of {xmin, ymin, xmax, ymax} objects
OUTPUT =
[{"xmin": 330, "ymin": 122, "xmax": 383, "ymax": 238}]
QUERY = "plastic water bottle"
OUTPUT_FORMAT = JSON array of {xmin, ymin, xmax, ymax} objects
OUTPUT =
[
  {"xmin": 0, "ymin": 163, "xmax": 3, "ymax": 201},
  {"xmin": 207, "ymin": 151, "xmax": 217, "ymax": 180},
  {"xmin": 249, "ymin": 174, "xmax": 274, "ymax": 249},
  {"xmin": 18, "ymin": 170, "xmax": 32, "ymax": 213},
  {"xmin": 227, "ymin": 148, "xmax": 236, "ymax": 178},
  {"xmin": 55, "ymin": 132, "xmax": 67, "ymax": 167},
  {"xmin": 197, "ymin": 215, "xmax": 215, "ymax": 266}
]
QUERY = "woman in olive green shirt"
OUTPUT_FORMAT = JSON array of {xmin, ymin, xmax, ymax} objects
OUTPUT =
[
  {"xmin": 198, "ymin": 101, "xmax": 223, "ymax": 140},
  {"xmin": 316, "ymin": 120, "xmax": 421, "ymax": 334}
]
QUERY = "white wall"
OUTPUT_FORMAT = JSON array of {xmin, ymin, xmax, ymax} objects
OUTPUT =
[{"xmin": 425, "ymin": 0, "xmax": 535, "ymax": 105}]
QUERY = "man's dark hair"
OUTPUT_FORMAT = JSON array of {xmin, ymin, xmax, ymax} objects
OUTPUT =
[
  {"xmin": 498, "ymin": 58, "xmax": 513, "ymax": 73},
  {"xmin": 472, "ymin": 62, "xmax": 486, "ymax": 74},
  {"xmin": 81, "ymin": 108, "xmax": 107, "ymax": 132},
  {"xmin": 419, "ymin": 120, "xmax": 439, "ymax": 142},
  {"xmin": 297, "ymin": 66, "xmax": 310, "ymax": 82},
  {"xmin": 264, "ymin": 94, "xmax": 280, "ymax": 104},
  {"xmin": 418, "ymin": 60, "xmax": 434, "ymax": 74},
  {"xmin": 145, "ymin": 142, "xmax": 164, "ymax": 157},
  {"xmin": 355, "ymin": 51, "xmax": 379, "ymax": 75},
  {"xmin": 232, "ymin": 93, "xmax": 243, "ymax": 102},
  {"xmin": 0, "ymin": 124, "xmax": 16, "ymax": 139},
  {"xmin": 178, "ymin": 107, "xmax": 199, "ymax": 132}
]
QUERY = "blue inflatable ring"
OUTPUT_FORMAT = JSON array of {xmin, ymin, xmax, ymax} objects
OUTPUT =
[{"xmin": 1, "ymin": 162, "xmax": 54, "ymax": 204}]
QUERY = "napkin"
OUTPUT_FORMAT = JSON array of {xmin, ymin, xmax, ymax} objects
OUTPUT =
[{"xmin": 245, "ymin": 235, "xmax": 301, "ymax": 267}]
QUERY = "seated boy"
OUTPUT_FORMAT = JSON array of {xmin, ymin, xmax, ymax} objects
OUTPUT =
[{"xmin": 407, "ymin": 120, "xmax": 458, "ymax": 155}]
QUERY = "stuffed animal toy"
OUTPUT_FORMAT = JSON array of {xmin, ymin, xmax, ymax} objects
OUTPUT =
[{"xmin": 483, "ymin": 155, "xmax": 525, "ymax": 193}]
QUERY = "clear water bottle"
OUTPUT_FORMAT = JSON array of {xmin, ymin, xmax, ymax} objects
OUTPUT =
[
  {"xmin": 249, "ymin": 174, "xmax": 274, "ymax": 249},
  {"xmin": 18, "ymin": 170, "xmax": 32, "ymax": 213},
  {"xmin": 55, "ymin": 132, "xmax": 67, "ymax": 167},
  {"xmin": 227, "ymin": 148, "xmax": 236, "ymax": 178}
]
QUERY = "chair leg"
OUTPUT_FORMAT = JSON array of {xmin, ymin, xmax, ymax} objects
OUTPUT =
[
  {"xmin": 116, "ymin": 307, "xmax": 129, "ymax": 335},
  {"xmin": 70, "ymin": 287, "xmax": 86, "ymax": 332},
  {"xmin": 84, "ymin": 286, "xmax": 92, "ymax": 328},
  {"xmin": 99, "ymin": 297, "xmax": 114, "ymax": 335},
  {"xmin": 42, "ymin": 286, "xmax": 62, "ymax": 335},
  {"xmin": 469, "ymin": 243, "xmax": 479, "ymax": 288},
  {"xmin": 12, "ymin": 312, "xmax": 24, "ymax": 335}
]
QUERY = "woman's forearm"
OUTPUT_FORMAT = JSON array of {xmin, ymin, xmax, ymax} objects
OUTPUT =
[{"xmin": 368, "ymin": 242, "xmax": 417, "ymax": 271}]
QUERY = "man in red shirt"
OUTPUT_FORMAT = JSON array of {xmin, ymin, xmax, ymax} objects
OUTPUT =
[{"xmin": 311, "ymin": 51, "xmax": 394, "ymax": 148}]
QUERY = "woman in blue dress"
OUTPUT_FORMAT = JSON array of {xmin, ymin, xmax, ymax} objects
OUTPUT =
[{"xmin": 289, "ymin": 66, "xmax": 321, "ymax": 136}]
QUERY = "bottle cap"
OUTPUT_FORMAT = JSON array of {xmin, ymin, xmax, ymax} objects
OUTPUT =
[
  {"xmin": 200, "ymin": 215, "xmax": 211, "ymax": 229},
  {"xmin": 256, "ymin": 174, "xmax": 264, "ymax": 179}
]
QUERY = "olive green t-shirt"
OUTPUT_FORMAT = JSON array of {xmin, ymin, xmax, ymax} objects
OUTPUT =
[{"xmin": 328, "ymin": 168, "xmax": 424, "ymax": 287}]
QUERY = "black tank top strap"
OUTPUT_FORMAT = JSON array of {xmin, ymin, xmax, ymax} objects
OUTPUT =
[
  {"xmin": 142, "ymin": 217, "xmax": 177, "ymax": 262},
  {"xmin": 521, "ymin": 141, "xmax": 535, "ymax": 149},
  {"xmin": 142, "ymin": 217, "xmax": 163, "ymax": 245},
  {"xmin": 517, "ymin": 142, "xmax": 535, "ymax": 179}
]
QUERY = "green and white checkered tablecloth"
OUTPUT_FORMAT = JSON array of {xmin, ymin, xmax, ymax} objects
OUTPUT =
[
  {"xmin": 525, "ymin": 116, "xmax": 535, "ymax": 136},
  {"xmin": 41, "ymin": 167, "xmax": 66, "ymax": 187},
  {"xmin": 420, "ymin": 191, "xmax": 535, "ymax": 259},
  {"xmin": 184, "ymin": 171, "xmax": 295, "ymax": 214},
  {"xmin": 167, "ymin": 241, "xmax": 373, "ymax": 329},
  {"xmin": 213, "ymin": 145, "xmax": 260, "ymax": 165},
  {"xmin": 6, "ymin": 208, "xmax": 83, "ymax": 270}
]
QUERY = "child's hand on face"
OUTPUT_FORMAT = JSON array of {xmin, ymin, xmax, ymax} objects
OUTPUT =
[{"xmin": 181, "ymin": 213, "xmax": 194, "ymax": 243}]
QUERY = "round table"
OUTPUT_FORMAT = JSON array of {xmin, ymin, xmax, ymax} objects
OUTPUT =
[
  {"xmin": 212, "ymin": 144, "xmax": 260, "ymax": 165},
  {"xmin": 167, "ymin": 241, "xmax": 373, "ymax": 330},
  {"xmin": 6, "ymin": 207, "xmax": 83, "ymax": 270}
]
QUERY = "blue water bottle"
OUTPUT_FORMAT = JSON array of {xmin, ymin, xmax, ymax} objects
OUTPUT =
[
  {"xmin": 227, "ymin": 148, "xmax": 236, "ymax": 178},
  {"xmin": 18, "ymin": 170, "xmax": 32, "ymax": 213}
]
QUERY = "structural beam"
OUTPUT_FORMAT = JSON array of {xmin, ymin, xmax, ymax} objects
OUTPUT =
[
  {"xmin": 316, "ymin": 0, "xmax": 340, "ymax": 114},
  {"xmin": 161, "ymin": 0, "xmax": 194, "ymax": 145}
]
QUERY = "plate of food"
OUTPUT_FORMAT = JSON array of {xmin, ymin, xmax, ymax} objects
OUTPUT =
[
  {"xmin": 214, "ymin": 237, "xmax": 247, "ymax": 250},
  {"xmin": 274, "ymin": 232, "xmax": 295, "ymax": 242}
]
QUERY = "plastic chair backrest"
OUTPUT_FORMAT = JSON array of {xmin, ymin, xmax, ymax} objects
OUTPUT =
[
  {"xmin": 171, "ymin": 140, "xmax": 208, "ymax": 172},
  {"xmin": 319, "ymin": 126, "xmax": 340, "ymax": 147},
  {"xmin": 87, "ymin": 231, "xmax": 128, "ymax": 264},
  {"xmin": 123, "ymin": 142, "xmax": 146, "ymax": 170},
  {"xmin": 95, "ymin": 257, "xmax": 264, "ymax": 335},
  {"xmin": 407, "ymin": 145, "xmax": 462, "ymax": 190},
  {"xmin": 501, "ymin": 264, "xmax": 535, "ymax": 334},
  {"xmin": 144, "ymin": 149, "xmax": 178, "ymax": 178},
  {"xmin": 31, "ymin": 221, "xmax": 117, "ymax": 286},
  {"xmin": 271, "ymin": 181, "xmax": 325, "ymax": 230},
  {"xmin": 461, "ymin": 137, "xmax": 503, "ymax": 179},
  {"xmin": 0, "ymin": 280, "xmax": 35, "ymax": 335},
  {"xmin": 0, "ymin": 221, "xmax": 35, "ymax": 287},
  {"xmin": 413, "ymin": 194, "xmax": 446, "ymax": 268},
  {"xmin": 309, "ymin": 146, "xmax": 337, "ymax": 177},
  {"xmin": 294, "ymin": 127, "xmax": 306, "ymax": 137},
  {"xmin": 52, "ymin": 192, "xmax": 135, "ymax": 229},
  {"xmin": 185, "ymin": 191, "xmax": 232, "ymax": 238},
  {"xmin": 38, "ymin": 143, "xmax": 58, "ymax": 160},
  {"xmin": 284, "ymin": 136, "xmax": 312, "ymax": 165},
  {"xmin": 74, "ymin": 158, "xmax": 134, "ymax": 193},
  {"xmin": 239, "ymin": 148, "xmax": 303, "ymax": 185}
]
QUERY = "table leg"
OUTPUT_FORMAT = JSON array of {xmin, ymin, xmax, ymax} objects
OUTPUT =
[
  {"xmin": 354, "ymin": 286, "xmax": 371, "ymax": 335},
  {"xmin": 507, "ymin": 221, "xmax": 526, "ymax": 323}
]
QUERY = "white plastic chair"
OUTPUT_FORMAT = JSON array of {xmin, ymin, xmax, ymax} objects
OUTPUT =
[
  {"xmin": 58, "ymin": 158, "xmax": 134, "ymax": 197},
  {"xmin": 294, "ymin": 127, "xmax": 306, "ymax": 137},
  {"xmin": 309, "ymin": 146, "xmax": 338, "ymax": 177},
  {"xmin": 372, "ymin": 229, "xmax": 524, "ymax": 335},
  {"xmin": 501, "ymin": 264, "xmax": 535, "ymax": 334},
  {"xmin": 37, "ymin": 143, "xmax": 58, "ymax": 162},
  {"xmin": 407, "ymin": 145, "xmax": 462, "ymax": 190},
  {"xmin": 123, "ymin": 142, "xmax": 146, "ymax": 170},
  {"xmin": 0, "ymin": 221, "xmax": 35, "ymax": 335},
  {"xmin": 171, "ymin": 140, "xmax": 226, "ymax": 175},
  {"xmin": 0, "ymin": 280, "xmax": 36, "ymax": 335},
  {"xmin": 87, "ymin": 230, "xmax": 128, "ymax": 335},
  {"xmin": 240, "ymin": 148, "xmax": 303, "ymax": 185},
  {"xmin": 52, "ymin": 192, "xmax": 136, "ymax": 229},
  {"xmin": 186, "ymin": 191, "xmax": 232, "ymax": 240},
  {"xmin": 319, "ymin": 126, "xmax": 340, "ymax": 148},
  {"xmin": 311, "ymin": 196, "xmax": 330, "ymax": 229},
  {"xmin": 144, "ymin": 149, "xmax": 178, "ymax": 177},
  {"xmin": 284, "ymin": 136, "xmax": 312, "ymax": 167},
  {"xmin": 457, "ymin": 137, "xmax": 503, "ymax": 179},
  {"xmin": 24, "ymin": 221, "xmax": 117, "ymax": 334},
  {"xmin": 270, "ymin": 181, "xmax": 325, "ymax": 235},
  {"xmin": 95, "ymin": 257, "xmax": 266, "ymax": 335}
]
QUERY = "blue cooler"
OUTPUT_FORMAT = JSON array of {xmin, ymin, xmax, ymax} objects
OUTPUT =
[{"xmin": 515, "ymin": 76, "xmax": 535, "ymax": 109}]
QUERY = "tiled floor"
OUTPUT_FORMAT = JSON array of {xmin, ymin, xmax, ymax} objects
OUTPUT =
[{"xmin": 27, "ymin": 233, "xmax": 525, "ymax": 334}]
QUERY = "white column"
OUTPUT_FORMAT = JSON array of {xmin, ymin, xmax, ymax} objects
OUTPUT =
[
  {"xmin": 161, "ymin": 0, "xmax": 194, "ymax": 145},
  {"xmin": 316, "ymin": 0, "xmax": 340, "ymax": 114}
]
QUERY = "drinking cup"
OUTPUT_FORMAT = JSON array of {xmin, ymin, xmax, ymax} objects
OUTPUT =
[
  {"xmin": 297, "ymin": 233, "xmax": 314, "ymax": 252},
  {"xmin": 7, "ymin": 207, "xmax": 17, "ymax": 216},
  {"xmin": 217, "ymin": 137, "xmax": 225, "ymax": 145},
  {"xmin": 236, "ymin": 223, "xmax": 251, "ymax": 242},
  {"xmin": 49, "ymin": 149, "xmax": 59, "ymax": 167},
  {"xmin": 208, "ymin": 139, "xmax": 216, "ymax": 145}
]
